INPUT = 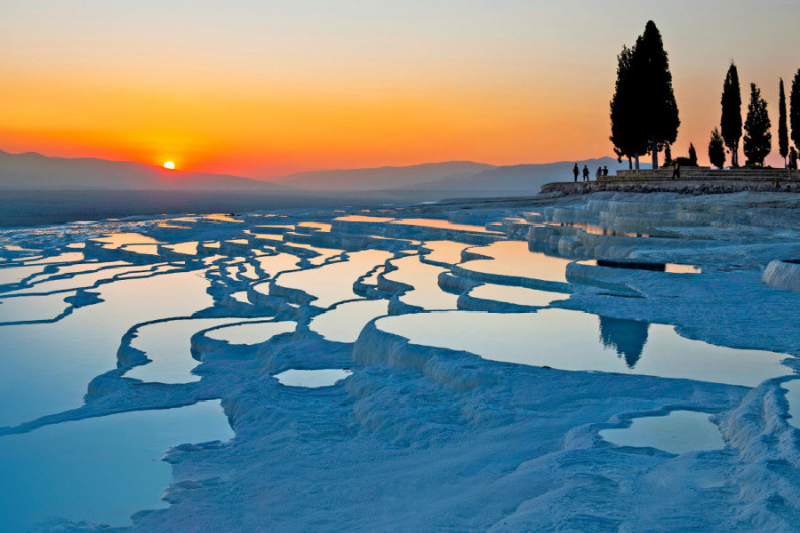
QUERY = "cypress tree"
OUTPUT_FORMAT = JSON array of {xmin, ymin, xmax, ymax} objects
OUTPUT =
[
  {"xmin": 791, "ymin": 70, "xmax": 800, "ymax": 151},
  {"xmin": 630, "ymin": 21, "xmax": 680, "ymax": 169},
  {"xmin": 743, "ymin": 83, "xmax": 772, "ymax": 166},
  {"xmin": 721, "ymin": 63, "xmax": 743, "ymax": 167},
  {"xmin": 610, "ymin": 45, "xmax": 648, "ymax": 168},
  {"xmin": 779, "ymin": 78, "xmax": 789, "ymax": 165},
  {"xmin": 708, "ymin": 128, "xmax": 726, "ymax": 169},
  {"xmin": 688, "ymin": 143, "xmax": 697, "ymax": 166}
]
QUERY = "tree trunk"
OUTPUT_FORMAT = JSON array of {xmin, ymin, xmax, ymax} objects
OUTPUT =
[
  {"xmin": 732, "ymin": 142, "xmax": 739, "ymax": 167},
  {"xmin": 651, "ymin": 134, "xmax": 659, "ymax": 169},
  {"xmin": 634, "ymin": 154, "xmax": 640, "ymax": 170}
]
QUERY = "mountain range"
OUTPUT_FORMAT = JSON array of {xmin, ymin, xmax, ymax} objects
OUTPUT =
[
  {"xmin": 0, "ymin": 150, "xmax": 284, "ymax": 192},
  {"xmin": 0, "ymin": 149, "xmax": 627, "ymax": 196}
]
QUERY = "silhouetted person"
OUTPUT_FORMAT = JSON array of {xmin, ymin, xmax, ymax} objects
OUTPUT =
[
  {"xmin": 672, "ymin": 160, "xmax": 680, "ymax": 180},
  {"xmin": 603, "ymin": 165, "xmax": 609, "ymax": 177},
  {"xmin": 790, "ymin": 147, "xmax": 798, "ymax": 173},
  {"xmin": 572, "ymin": 163, "xmax": 579, "ymax": 182},
  {"xmin": 582, "ymin": 165, "xmax": 590, "ymax": 182},
  {"xmin": 596, "ymin": 167, "xmax": 602, "ymax": 181},
  {"xmin": 599, "ymin": 316, "xmax": 650, "ymax": 368}
]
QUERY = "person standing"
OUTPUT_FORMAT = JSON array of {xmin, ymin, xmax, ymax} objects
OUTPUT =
[
  {"xmin": 672, "ymin": 160, "xmax": 680, "ymax": 180},
  {"xmin": 596, "ymin": 167, "xmax": 602, "ymax": 181},
  {"xmin": 603, "ymin": 165, "xmax": 609, "ymax": 177},
  {"xmin": 572, "ymin": 163, "xmax": 579, "ymax": 183},
  {"xmin": 790, "ymin": 147, "xmax": 798, "ymax": 175},
  {"xmin": 582, "ymin": 165, "xmax": 590, "ymax": 182}
]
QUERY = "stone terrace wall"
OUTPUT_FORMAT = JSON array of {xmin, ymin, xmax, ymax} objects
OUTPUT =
[
  {"xmin": 603, "ymin": 168, "xmax": 796, "ymax": 182},
  {"xmin": 541, "ymin": 179, "xmax": 800, "ymax": 196}
]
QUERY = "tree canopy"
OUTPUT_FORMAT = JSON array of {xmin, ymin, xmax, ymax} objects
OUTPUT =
[
  {"xmin": 708, "ymin": 128, "xmax": 726, "ymax": 169},
  {"xmin": 609, "ymin": 21, "xmax": 679, "ymax": 169},
  {"xmin": 721, "ymin": 63, "xmax": 743, "ymax": 167},
  {"xmin": 609, "ymin": 46, "xmax": 648, "ymax": 167},
  {"xmin": 743, "ymin": 83, "xmax": 772, "ymax": 166}
]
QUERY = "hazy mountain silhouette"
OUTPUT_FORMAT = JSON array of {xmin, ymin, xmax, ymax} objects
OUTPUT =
[
  {"xmin": 390, "ymin": 157, "xmax": 633, "ymax": 195},
  {"xmin": 270, "ymin": 161, "xmax": 496, "ymax": 191},
  {"xmin": 0, "ymin": 150, "xmax": 287, "ymax": 191}
]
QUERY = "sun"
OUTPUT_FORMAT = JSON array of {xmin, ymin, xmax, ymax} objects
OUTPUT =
[{"xmin": 163, "ymin": 161, "xmax": 175, "ymax": 170}]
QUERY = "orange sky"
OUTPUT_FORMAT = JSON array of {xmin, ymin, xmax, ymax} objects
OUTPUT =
[{"xmin": 1, "ymin": 1, "xmax": 798, "ymax": 178}]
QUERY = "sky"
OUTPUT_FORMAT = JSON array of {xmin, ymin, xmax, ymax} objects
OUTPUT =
[{"xmin": 1, "ymin": 0, "xmax": 799, "ymax": 178}]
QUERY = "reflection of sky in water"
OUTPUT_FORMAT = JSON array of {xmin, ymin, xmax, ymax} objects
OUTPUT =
[
  {"xmin": 335, "ymin": 215, "xmax": 396, "ymax": 223},
  {"xmin": 121, "ymin": 243, "xmax": 160, "ymax": 256},
  {"xmin": 205, "ymin": 320, "xmax": 296, "ymax": 345},
  {"xmin": 124, "ymin": 317, "xmax": 267, "ymax": 384},
  {"xmin": 310, "ymin": 299, "xmax": 389, "ymax": 343},
  {"xmin": 376, "ymin": 309, "xmax": 789, "ymax": 387},
  {"xmin": 546, "ymin": 221, "xmax": 651, "ymax": 238},
  {"xmin": 384, "ymin": 255, "xmax": 459, "ymax": 310},
  {"xmin": 46, "ymin": 260, "xmax": 128, "ymax": 276},
  {"xmin": 782, "ymin": 380, "xmax": 800, "ymax": 429},
  {"xmin": 230, "ymin": 290, "xmax": 250, "ymax": 303},
  {"xmin": 468, "ymin": 284, "xmax": 567, "ymax": 308},
  {"xmin": 21, "ymin": 252, "xmax": 85, "ymax": 265},
  {"xmin": 92, "ymin": 233, "xmax": 161, "ymax": 249},
  {"xmin": 297, "ymin": 222, "xmax": 332, "ymax": 232},
  {"xmin": 0, "ymin": 401, "xmax": 233, "ymax": 532},
  {"xmin": 275, "ymin": 369, "xmax": 352, "ymax": 388},
  {"xmin": 0, "ymin": 264, "xmax": 47, "ymax": 285},
  {"xmin": 461, "ymin": 241, "xmax": 572, "ymax": 283},
  {"xmin": 420, "ymin": 240, "xmax": 471, "ymax": 264},
  {"xmin": 276, "ymin": 250, "xmax": 391, "ymax": 307},
  {"xmin": 4, "ymin": 264, "xmax": 151, "ymax": 296},
  {"xmin": 599, "ymin": 410, "xmax": 724, "ymax": 454},
  {"xmin": 390, "ymin": 218, "xmax": 500, "ymax": 234},
  {"xmin": 164, "ymin": 241, "xmax": 199, "ymax": 255},
  {"xmin": 0, "ymin": 271, "xmax": 214, "ymax": 427},
  {"xmin": 0, "ymin": 292, "xmax": 74, "ymax": 323}
]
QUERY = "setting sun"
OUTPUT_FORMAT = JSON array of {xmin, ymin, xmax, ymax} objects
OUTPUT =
[{"xmin": 163, "ymin": 161, "xmax": 175, "ymax": 170}]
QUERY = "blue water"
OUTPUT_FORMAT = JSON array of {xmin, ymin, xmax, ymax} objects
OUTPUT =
[{"xmin": 0, "ymin": 400, "xmax": 233, "ymax": 532}]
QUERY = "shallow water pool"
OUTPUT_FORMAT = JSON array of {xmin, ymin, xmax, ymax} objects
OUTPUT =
[
  {"xmin": 0, "ymin": 400, "xmax": 233, "ymax": 532},
  {"xmin": 599, "ymin": 410, "xmax": 724, "ymax": 454},
  {"xmin": 375, "ymin": 309, "xmax": 789, "ymax": 387}
]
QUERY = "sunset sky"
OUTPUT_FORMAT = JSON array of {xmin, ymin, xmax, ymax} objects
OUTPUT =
[{"xmin": 1, "ymin": 0, "xmax": 798, "ymax": 177}]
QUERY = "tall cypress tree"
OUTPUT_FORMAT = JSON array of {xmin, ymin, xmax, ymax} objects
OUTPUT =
[
  {"xmin": 791, "ymin": 70, "xmax": 800, "ymax": 152},
  {"xmin": 708, "ymin": 128, "xmax": 726, "ymax": 169},
  {"xmin": 779, "ymin": 78, "xmax": 789, "ymax": 165},
  {"xmin": 610, "ymin": 45, "xmax": 648, "ymax": 168},
  {"xmin": 630, "ymin": 21, "xmax": 680, "ymax": 169},
  {"xmin": 743, "ymin": 83, "xmax": 772, "ymax": 166},
  {"xmin": 721, "ymin": 63, "xmax": 743, "ymax": 167}
]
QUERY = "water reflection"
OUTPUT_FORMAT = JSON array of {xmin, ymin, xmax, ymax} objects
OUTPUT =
[
  {"xmin": 375, "ymin": 309, "xmax": 789, "ymax": 387},
  {"xmin": 599, "ymin": 316, "xmax": 650, "ymax": 368},
  {"xmin": 0, "ymin": 400, "xmax": 233, "ymax": 532},
  {"xmin": 460, "ymin": 241, "xmax": 572, "ymax": 283},
  {"xmin": 599, "ymin": 410, "xmax": 724, "ymax": 454},
  {"xmin": 274, "ymin": 369, "xmax": 352, "ymax": 388}
]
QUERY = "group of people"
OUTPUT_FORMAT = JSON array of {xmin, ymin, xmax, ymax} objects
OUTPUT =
[{"xmin": 572, "ymin": 163, "xmax": 609, "ymax": 182}]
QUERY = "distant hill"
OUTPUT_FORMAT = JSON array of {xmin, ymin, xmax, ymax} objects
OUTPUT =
[
  {"xmin": 0, "ymin": 150, "xmax": 286, "ymax": 191},
  {"xmin": 270, "ymin": 161, "xmax": 496, "ymax": 191},
  {"xmin": 390, "ymin": 157, "xmax": 635, "ymax": 197}
]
